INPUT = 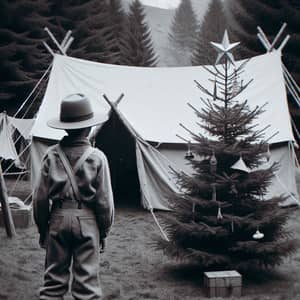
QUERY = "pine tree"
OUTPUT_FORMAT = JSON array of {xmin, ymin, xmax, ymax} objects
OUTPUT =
[
  {"xmin": 168, "ymin": 0, "xmax": 198, "ymax": 66},
  {"xmin": 73, "ymin": 0, "xmax": 115, "ymax": 63},
  {"xmin": 122, "ymin": 0, "xmax": 157, "ymax": 67},
  {"xmin": 0, "ymin": 0, "xmax": 50, "ymax": 115},
  {"xmin": 157, "ymin": 31, "xmax": 298, "ymax": 273},
  {"xmin": 47, "ymin": 0, "xmax": 114, "ymax": 63},
  {"xmin": 192, "ymin": 0, "xmax": 227, "ymax": 66},
  {"xmin": 225, "ymin": 0, "xmax": 300, "ymax": 84},
  {"xmin": 107, "ymin": 0, "xmax": 128, "ymax": 65}
]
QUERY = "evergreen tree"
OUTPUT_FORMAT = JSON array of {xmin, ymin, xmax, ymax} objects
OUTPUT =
[
  {"xmin": 122, "ymin": 0, "xmax": 157, "ymax": 67},
  {"xmin": 47, "ymin": 0, "xmax": 114, "ymax": 63},
  {"xmin": 168, "ymin": 0, "xmax": 198, "ymax": 66},
  {"xmin": 225, "ymin": 0, "xmax": 300, "ymax": 84},
  {"xmin": 0, "ymin": 0, "xmax": 50, "ymax": 115},
  {"xmin": 157, "ymin": 32, "xmax": 298, "ymax": 273},
  {"xmin": 73, "ymin": 0, "xmax": 115, "ymax": 63},
  {"xmin": 192, "ymin": 0, "xmax": 227, "ymax": 66},
  {"xmin": 107, "ymin": 0, "xmax": 129, "ymax": 65}
]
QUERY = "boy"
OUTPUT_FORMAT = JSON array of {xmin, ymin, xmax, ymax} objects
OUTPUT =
[{"xmin": 33, "ymin": 93, "xmax": 114, "ymax": 300}]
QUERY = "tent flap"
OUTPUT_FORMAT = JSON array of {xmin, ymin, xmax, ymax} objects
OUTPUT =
[{"xmin": 136, "ymin": 140, "xmax": 180, "ymax": 211}]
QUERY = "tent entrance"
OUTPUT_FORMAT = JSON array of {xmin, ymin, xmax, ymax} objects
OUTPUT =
[{"xmin": 95, "ymin": 111, "xmax": 140, "ymax": 207}]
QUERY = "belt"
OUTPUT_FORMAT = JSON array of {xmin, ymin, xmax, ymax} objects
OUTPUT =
[{"xmin": 52, "ymin": 200, "xmax": 88, "ymax": 210}]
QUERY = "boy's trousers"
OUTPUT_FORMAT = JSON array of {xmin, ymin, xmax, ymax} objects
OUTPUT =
[{"xmin": 40, "ymin": 203, "xmax": 102, "ymax": 300}]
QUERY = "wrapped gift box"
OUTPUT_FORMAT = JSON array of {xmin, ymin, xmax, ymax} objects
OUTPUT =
[{"xmin": 204, "ymin": 270, "xmax": 242, "ymax": 298}]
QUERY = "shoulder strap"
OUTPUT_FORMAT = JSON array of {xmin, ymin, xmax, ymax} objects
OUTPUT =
[
  {"xmin": 56, "ymin": 145, "xmax": 82, "ymax": 207},
  {"xmin": 73, "ymin": 147, "xmax": 95, "ymax": 173}
]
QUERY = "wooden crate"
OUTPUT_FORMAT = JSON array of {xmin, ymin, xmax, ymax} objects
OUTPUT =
[
  {"xmin": 204, "ymin": 270, "xmax": 242, "ymax": 298},
  {"xmin": 0, "ymin": 208, "xmax": 33, "ymax": 228}
]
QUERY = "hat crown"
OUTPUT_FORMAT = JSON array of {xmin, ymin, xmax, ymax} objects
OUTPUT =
[
  {"xmin": 47, "ymin": 93, "xmax": 107, "ymax": 130},
  {"xmin": 60, "ymin": 93, "xmax": 94, "ymax": 123}
]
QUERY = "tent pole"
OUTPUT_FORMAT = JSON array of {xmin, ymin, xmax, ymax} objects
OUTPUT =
[
  {"xmin": 44, "ymin": 27, "xmax": 67, "ymax": 55},
  {"xmin": 0, "ymin": 165, "xmax": 16, "ymax": 238}
]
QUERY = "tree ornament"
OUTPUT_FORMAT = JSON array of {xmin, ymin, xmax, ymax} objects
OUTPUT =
[
  {"xmin": 262, "ymin": 144, "xmax": 271, "ymax": 162},
  {"xmin": 253, "ymin": 227, "xmax": 264, "ymax": 240},
  {"xmin": 185, "ymin": 141, "xmax": 194, "ymax": 159},
  {"xmin": 210, "ymin": 30, "xmax": 240, "ymax": 65},
  {"xmin": 217, "ymin": 206, "xmax": 223, "ymax": 220},
  {"xmin": 231, "ymin": 70, "xmax": 239, "ymax": 97},
  {"xmin": 231, "ymin": 155, "xmax": 251, "ymax": 173},
  {"xmin": 210, "ymin": 151, "xmax": 217, "ymax": 173}
]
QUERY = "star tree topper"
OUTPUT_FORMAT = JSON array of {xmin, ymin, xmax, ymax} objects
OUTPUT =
[{"xmin": 210, "ymin": 30, "xmax": 240, "ymax": 65}]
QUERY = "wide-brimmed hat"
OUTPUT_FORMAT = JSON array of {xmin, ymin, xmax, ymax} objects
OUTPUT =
[{"xmin": 47, "ymin": 93, "xmax": 107, "ymax": 130}]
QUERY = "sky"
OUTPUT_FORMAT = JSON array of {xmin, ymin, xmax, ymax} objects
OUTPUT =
[{"xmin": 139, "ymin": 0, "xmax": 181, "ymax": 9}]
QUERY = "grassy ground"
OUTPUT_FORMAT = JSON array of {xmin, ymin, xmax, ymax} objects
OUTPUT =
[{"xmin": 1, "ymin": 177, "xmax": 300, "ymax": 300}]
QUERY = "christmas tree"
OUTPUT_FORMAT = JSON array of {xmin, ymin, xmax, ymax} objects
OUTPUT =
[{"xmin": 157, "ymin": 31, "xmax": 298, "ymax": 273}]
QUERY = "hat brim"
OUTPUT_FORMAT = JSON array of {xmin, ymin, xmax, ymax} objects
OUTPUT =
[{"xmin": 47, "ymin": 112, "xmax": 108, "ymax": 130}]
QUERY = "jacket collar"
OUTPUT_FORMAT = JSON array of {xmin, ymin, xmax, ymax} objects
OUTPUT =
[{"xmin": 60, "ymin": 136, "xmax": 91, "ymax": 147}]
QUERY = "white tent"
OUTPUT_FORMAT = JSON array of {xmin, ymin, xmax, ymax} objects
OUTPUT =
[
  {"xmin": 31, "ymin": 51, "xmax": 300, "ymax": 210},
  {"xmin": 0, "ymin": 112, "xmax": 34, "ymax": 172}
]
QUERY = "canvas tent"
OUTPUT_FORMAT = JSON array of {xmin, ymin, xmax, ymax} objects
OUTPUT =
[
  {"xmin": 0, "ymin": 112, "xmax": 34, "ymax": 173},
  {"xmin": 31, "ymin": 51, "xmax": 300, "ymax": 210}
]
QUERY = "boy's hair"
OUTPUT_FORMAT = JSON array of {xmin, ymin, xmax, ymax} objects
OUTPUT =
[{"xmin": 65, "ymin": 127, "xmax": 91, "ymax": 138}]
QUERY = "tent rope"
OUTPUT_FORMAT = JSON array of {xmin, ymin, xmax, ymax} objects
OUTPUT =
[
  {"xmin": 13, "ymin": 63, "xmax": 53, "ymax": 118},
  {"xmin": 23, "ymin": 191, "xmax": 33, "ymax": 206},
  {"xmin": 291, "ymin": 118, "xmax": 300, "ymax": 143},
  {"xmin": 149, "ymin": 208, "xmax": 169, "ymax": 241},
  {"xmin": 3, "ymin": 141, "xmax": 32, "ymax": 175},
  {"xmin": 283, "ymin": 72, "xmax": 300, "ymax": 107},
  {"xmin": 282, "ymin": 64, "xmax": 300, "ymax": 94},
  {"xmin": 289, "ymin": 140, "xmax": 299, "ymax": 168},
  {"xmin": 19, "ymin": 69, "xmax": 50, "ymax": 120}
]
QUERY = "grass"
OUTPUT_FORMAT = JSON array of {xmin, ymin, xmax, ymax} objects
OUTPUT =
[{"xmin": 1, "ymin": 177, "xmax": 300, "ymax": 299}]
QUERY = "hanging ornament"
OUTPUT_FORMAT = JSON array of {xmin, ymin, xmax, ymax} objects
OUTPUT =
[
  {"xmin": 231, "ymin": 155, "xmax": 251, "ymax": 173},
  {"xmin": 210, "ymin": 151, "xmax": 217, "ymax": 173},
  {"xmin": 231, "ymin": 70, "xmax": 239, "ymax": 97},
  {"xmin": 262, "ymin": 144, "xmax": 271, "ymax": 162},
  {"xmin": 185, "ymin": 141, "xmax": 194, "ymax": 159},
  {"xmin": 213, "ymin": 76, "xmax": 217, "ymax": 101},
  {"xmin": 253, "ymin": 227, "xmax": 264, "ymax": 240},
  {"xmin": 217, "ymin": 206, "xmax": 223, "ymax": 220}
]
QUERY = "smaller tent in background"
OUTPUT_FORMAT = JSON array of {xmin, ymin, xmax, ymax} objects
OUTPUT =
[
  {"xmin": 0, "ymin": 112, "xmax": 34, "ymax": 175},
  {"xmin": 31, "ymin": 51, "xmax": 300, "ymax": 210}
]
